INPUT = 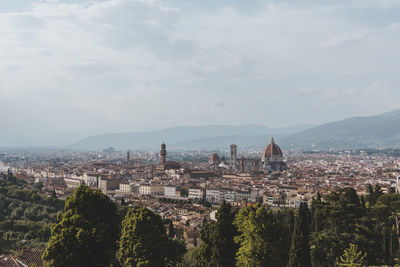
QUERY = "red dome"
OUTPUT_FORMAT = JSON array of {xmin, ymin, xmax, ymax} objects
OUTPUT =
[
  {"xmin": 262, "ymin": 137, "xmax": 283, "ymax": 161},
  {"xmin": 209, "ymin": 153, "xmax": 221, "ymax": 163}
]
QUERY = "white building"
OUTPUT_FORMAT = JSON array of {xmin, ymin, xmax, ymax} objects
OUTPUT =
[
  {"xmin": 164, "ymin": 186, "xmax": 177, "ymax": 198},
  {"xmin": 235, "ymin": 190, "xmax": 251, "ymax": 201},
  {"xmin": 64, "ymin": 177, "xmax": 84, "ymax": 188},
  {"xmin": 139, "ymin": 185, "xmax": 151, "ymax": 195},
  {"xmin": 119, "ymin": 183, "xmax": 133, "ymax": 193},
  {"xmin": 188, "ymin": 188, "xmax": 205, "ymax": 200},
  {"xmin": 151, "ymin": 185, "xmax": 164, "ymax": 196},
  {"xmin": 139, "ymin": 184, "xmax": 164, "ymax": 195},
  {"xmin": 221, "ymin": 189, "xmax": 235, "ymax": 202},
  {"xmin": 206, "ymin": 189, "xmax": 221, "ymax": 203}
]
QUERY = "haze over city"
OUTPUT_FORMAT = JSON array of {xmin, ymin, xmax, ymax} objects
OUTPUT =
[{"xmin": 1, "ymin": 0, "xmax": 400, "ymax": 146}]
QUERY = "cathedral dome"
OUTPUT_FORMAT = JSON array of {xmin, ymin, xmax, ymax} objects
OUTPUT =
[
  {"xmin": 209, "ymin": 153, "xmax": 221, "ymax": 165},
  {"xmin": 262, "ymin": 137, "xmax": 283, "ymax": 162}
]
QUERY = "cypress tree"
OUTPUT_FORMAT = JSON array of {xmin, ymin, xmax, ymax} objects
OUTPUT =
[
  {"xmin": 169, "ymin": 220, "xmax": 175, "ymax": 238},
  {"xmin": 213, "ymin": 201, "xmax": 238, "ymax": 267},
  {"xmin": 288, "ymin": 202, "xmax": 311, "ymax": 267},
  {"xmin": 367, "ymin": 184, "xmax": 374, "ymax": 206},
  {"xmin": 197, "ymin": 201, "xmax": 238, "ymax": 267}
]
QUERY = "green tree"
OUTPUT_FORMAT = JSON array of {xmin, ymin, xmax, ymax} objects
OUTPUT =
[
  {"xmin": 33, "ymin": 181, "xmax": 44, "ymax": 192},
  {"xmin": 179, "ymin": 188, "xmax": 189, "ymax": 198},
  {"xmin": 367, "ymin": 184, "xmax": 383, "ymax": 207},
  {"xmin": 336, "ymin": 243, "xmax": 367, "ymax": 267},
  {"xmin": 42, "ymin": 185, "xmax": 120, "ymax": 267},
  {"xmin": 196, "ymin": 221, "xmax": 216, "ymax": 266},
  {"xmin": 117, "ymin": 206, "xmax": 186, "ymax": 267},
  {"xmin": 288, "ymin": 203, "xmax": 311, "ymax": 267},
  {"xmin": 234, "ymin": 204, "xmax": 291, "ymax": 267},
  {"xmin": 51, "ymin": 188, "xmax": 57, "ymax": 198},
  {"xmin": 372, "ymin": 192, "xmax": 400, "ymax": 264},
  {"xmin": 176, "ymin": 247, "xmax": 201, "ymax": 267},
  {"xmin": 310, "ymin": 187, "xmax": 379, "ymax": 266},
  {"xmin": 168, "ymin": 220, "xmax": 175, "ymax": 238},
  {"xmin": 197, "ymin": 202, "xmax": 238, "ymax": 267}
]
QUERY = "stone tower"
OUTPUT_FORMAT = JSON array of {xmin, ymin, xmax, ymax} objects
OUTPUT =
[
  {"xmin": 240, "ymin": 156, "xmax": 245, "ymax": 173},
  {"xmin": 230, "ymin": 144, "xmax": 237, "ymax": 170},
  {"xmin": 160, "ymin": 143, "xmax": 167, "ymax": 166}
]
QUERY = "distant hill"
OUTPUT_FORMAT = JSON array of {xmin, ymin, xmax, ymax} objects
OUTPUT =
[
  {"xmin": 71, "ymin": 109, "xmax": 400, "ymax": 151},
  {"xmin": 280, "ymin": 110, "xmax": 400, "ymax": 150},
  {"xmin": 70, "ymin": 124, "xmax": 312, "ymax": 150}
]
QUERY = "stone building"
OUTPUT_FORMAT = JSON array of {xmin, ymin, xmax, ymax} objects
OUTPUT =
[{"xmin": 261, "ymin": 137, "xmax": 288, "ymax": 171}]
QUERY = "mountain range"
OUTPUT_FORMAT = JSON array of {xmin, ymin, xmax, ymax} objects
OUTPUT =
[
  {"xmin": 71, "ymin": 124, "xmax": 312, "ymax": 150},
  {"xmin": 71, "ymin": 109, "xmax": 400, "ymax": 151}
]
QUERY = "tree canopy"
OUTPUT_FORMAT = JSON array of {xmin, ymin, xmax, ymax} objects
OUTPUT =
[
  {"xmin": 196, "ymin": 201, "xmax": 238, "ymax": 267},
  {"xmin": 117, "ymin": 206, "xmax": 186, "ymax": 267},
  {"xmin": 234, "ymin": 204, "xmax": 292, "ymax": 267},
  {"xmin": 288, "ymin": 202, "xmax": 311, "ymax": 267},
  {"xmin": 42, "ymin": 185, "xmax": 120, "ymax": 267}
]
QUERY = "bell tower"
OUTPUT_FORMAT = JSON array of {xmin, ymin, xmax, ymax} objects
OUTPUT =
[
  {"xmin": 160, "ymin": 142, "xmax": 167, "ymax": 166},
  {"xmin": 230, "ymin": 144, "xmax": 237, "ymax": 170}
]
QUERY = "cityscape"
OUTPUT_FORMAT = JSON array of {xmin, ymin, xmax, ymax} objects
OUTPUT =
[
  {"xmin": 2, "ymin": 136, "xmax": 400, "ymax": 252},
  {"xmin": 1, "ymin": 0, "xmax": 400, "ymax": 266}
]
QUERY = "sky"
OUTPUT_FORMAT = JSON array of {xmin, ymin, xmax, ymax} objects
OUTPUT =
[{"xmin": 0, "ymin": 0, "xmax": 400, "ymax": 146}]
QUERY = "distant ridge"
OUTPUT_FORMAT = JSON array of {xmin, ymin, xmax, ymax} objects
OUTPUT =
[
  {"xmin": 280, "ymin": 109, "xmax": 400, "ymax": 150},
  {"xmin": 70, "ymin": 109, "xmax": 400, "ymax": 151}
]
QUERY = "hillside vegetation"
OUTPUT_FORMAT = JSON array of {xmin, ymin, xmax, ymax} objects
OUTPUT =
[{"xmin": 0, "ymin": 176, "xmax": 64, "ymax": 254}]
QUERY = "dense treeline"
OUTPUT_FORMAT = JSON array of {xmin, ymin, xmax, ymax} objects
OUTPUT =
[
  {"xmin": 0, "ymin": 177, "xmax": 64, "ymax": 253},
  {"xmin": 42, "ymin": 185, "xmax": 186, "ymax": 267},
  {"xmin": 181, "ymin": 186, "xmax": 400, "ymax": 267}
]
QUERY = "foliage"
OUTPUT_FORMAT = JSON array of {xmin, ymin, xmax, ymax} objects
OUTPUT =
[
  {"xmin": 42, "ymin": 185, "xmax": 120, "ymax": 267},
  {"xmin": 288, "ymin": 202, "xmax": 311, "ymax": 267},
  {"xmin": 371, "ymin": 192, "xmax": 400, "ymax": 265},
  {"xmin": 4, "ymin": 176, "xmax": 400, "ymax": 267},
  {"xmin": 310, "ymin": 186, "xmax": 399, "ymax": 267},
  {"xmin": 196, "ymin": 199, "xmax": 212, "ymax": 208},
  {"xmin": 168, "ymin": 220, "xmax": 175, "ymax": 238},
  {"xmin": 367, "ymin": 184, "xmax": 383, "ymax": 207},
  {"xmin": 234, "ymin": 204, "xmax": 292, "ymax": 267},
  {"xmin": 336, "ymin": 243, "xmax": 367, "ymax": 267},
  {"xmin": 179, "ymin": 188, "xmax": 189, "ymax": 198},
  {"xmin": 32, "ymin": 181, "xmax": 44, "ymax": 192},
  {"xmin": 176, "ymin": 247, "xmax": 202, "ymax": 267},
  {"xmin": 0, "ymin": 178, "xmax": 64, "ymax": 254},
  {"xmin": 117, "ymin": 206, "xmax": 186, "ymax": 267},
  {"xmin": 196, "ymin": 202, "xmax": 238, "ymax": 267},
  {"xmin": 158, "ymin": 197, "xmax": 191, "ymax": 205}
]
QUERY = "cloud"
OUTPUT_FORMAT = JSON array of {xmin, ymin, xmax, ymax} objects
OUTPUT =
[
  {"xmin": 389, "ymin": 22, "xmax": 400, "ymax": 31},
  {"xmin": 318, "ymin": 30, "xmax": 369, "ymax": 50},
  {"xmin": 0, "ymin": 0, "xmax": 400, "ymax": 145},
  {"xmin": 298, "ymin": 87, "xmax": 355, "ymax": 98}
]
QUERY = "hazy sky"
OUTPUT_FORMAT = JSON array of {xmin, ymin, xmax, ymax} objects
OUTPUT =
[{"xmin": 1, "ymin": 0, "xmax": 400, "ymax": 146}]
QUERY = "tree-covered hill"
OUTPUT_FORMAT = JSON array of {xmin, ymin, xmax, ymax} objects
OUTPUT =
[{"xmin": 0, "ymin": 177, "xmax": 64, "ymax": 254}]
